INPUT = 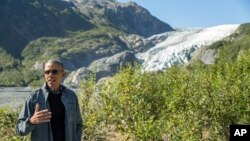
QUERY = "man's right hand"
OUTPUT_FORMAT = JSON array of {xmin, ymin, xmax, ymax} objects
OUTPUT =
[{"xmin": 29, "ymin": 103, "xmax": 52, "ymax": 124}]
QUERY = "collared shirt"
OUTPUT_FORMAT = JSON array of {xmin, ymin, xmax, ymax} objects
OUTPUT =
[{"xmin": 16, "ymin": 83, "xmax": 83, "ymax": 141}]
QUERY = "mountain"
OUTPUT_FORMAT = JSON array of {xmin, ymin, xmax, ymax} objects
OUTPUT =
[
  {"xmin": 64, "ymin": 24, "xmax": 244, "ymax": 87},
  {"xmin": 0, "ymin": 0, "xmax": 173, "ymax": 58},
  {"xmin": 0, "ymin": 0, "xmax": 249, "ymax": 87},
  {"xmin": 73, "ymin": 0, "xmax": 173, "ymax": 36},
  {"xmin": 0, "ymin": 0, "xmax": 94, "ymax": 58}
]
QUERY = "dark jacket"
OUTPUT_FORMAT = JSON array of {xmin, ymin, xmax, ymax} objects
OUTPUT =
[{"xmin": 16, "ymin": 83, "xmax": 83, "ymax": 141}]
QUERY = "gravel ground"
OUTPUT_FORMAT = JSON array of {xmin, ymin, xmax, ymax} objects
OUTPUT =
[
  {"xmin": 0, "ymin": 87, "xmax": 32, "ymax": 108},
  {"xmin": 0, "ymin": 87, "xmax": 78, "ymax": 108}
]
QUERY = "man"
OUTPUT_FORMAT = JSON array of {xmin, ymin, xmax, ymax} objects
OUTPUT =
[{"xmin": 16, "ymin": 59, "xmax": 83, "ymax": 141}]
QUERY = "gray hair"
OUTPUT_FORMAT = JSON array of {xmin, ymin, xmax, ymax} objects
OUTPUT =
[{"xmin": 45, "ymin": 59, "xmax": 64, "ymax": 69}]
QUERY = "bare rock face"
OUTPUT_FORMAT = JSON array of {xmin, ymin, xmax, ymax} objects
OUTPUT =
[
  {"xmin": 34, "ymin": 61, "xmax": 44, "ymax": 70},
  {"xmin": 64, "ymin": 67, "xmax": 91, "ymax": 88},
  {"xmin": 88, "ymin": 50, "xmax": 136, "ymax": 79},
  {"xmin": 73, "ymin": 0, "xmax": 174, "ymax": 37},
  {"xmin": 103, "ymin": 1, "xmax": 174, "ymax": 37},
  {"xmin": 200, "ymin": 49, "xmax": 217, "ymax": 64},
  {"xmin": 64, "ymin": 50, "xmax": 137, "ymax": 87},
  {"xmin": 191, "ymin": 47, "xmax": 217, "ymax": 65}
]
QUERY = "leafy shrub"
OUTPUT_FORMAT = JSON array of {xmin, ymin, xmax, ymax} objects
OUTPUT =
[
  {"xmin": 0, "ymin": 48, "xmax": 18, "ymax": 71},
  {"xmin": 80, "ymin": 51, "xmax": 250, "ymax": 140},
  {"xmin": 78, "ymin": 74, "xmax": 107, "ymax": 140},
  {"xmin": 0, "ymin": 107, "xmax": 28, "ymax": 141},
  {"xmin": 0, "ymin": 69, "xmax": 25, "ymax": 86}
]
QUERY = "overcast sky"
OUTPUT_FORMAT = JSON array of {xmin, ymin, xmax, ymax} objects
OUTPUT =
[{"xmin": 117, "ymin": 0, "xmax": 250, "ymax": 28}]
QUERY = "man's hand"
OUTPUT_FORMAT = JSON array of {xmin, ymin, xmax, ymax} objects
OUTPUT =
[{"xmin": 29, "ymin": 103, "xmax": 52, "ymax": 124}]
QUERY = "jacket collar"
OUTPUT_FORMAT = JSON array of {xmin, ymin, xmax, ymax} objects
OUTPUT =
[{"xmin": 41, "ymin": 83, "xmax": 66, "ymax": 99}]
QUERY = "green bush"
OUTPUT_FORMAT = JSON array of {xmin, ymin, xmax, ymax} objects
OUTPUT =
[
  {"xmin": 0, "ymin": 48, "xmax": 17, "ymax": 71},
  {"xmin": 1, "ymin": 53, "xmax": 249, "ymax": 140},
  {"xmin": 78, "ymin": 74, "xmax": 107, "ymax": 140},
  {"xmin": 0, "ymin": 107, "xmax": 28, "ymax": 141},
  {"xmin": 0, "ymin": 69, "xmax": 25, "ymax": 86},
  {"xmin": 80, "ymin": 52, "xmax": 250, "ymax": 140}
]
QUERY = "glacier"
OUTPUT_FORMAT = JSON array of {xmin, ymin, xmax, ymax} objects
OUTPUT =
[{"xmin": 135, "ymin": 24, "xmax": 240, "ymax": 71}]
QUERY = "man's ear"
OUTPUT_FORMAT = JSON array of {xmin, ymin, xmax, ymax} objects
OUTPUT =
[{"xmin": 62, "ymin": 71, "xmax": 67, "ymax": 78}]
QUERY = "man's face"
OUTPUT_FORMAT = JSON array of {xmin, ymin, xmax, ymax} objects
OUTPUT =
[{"xmin": 44, "ymin": 63, "xmax": 65, "ymax": 90}]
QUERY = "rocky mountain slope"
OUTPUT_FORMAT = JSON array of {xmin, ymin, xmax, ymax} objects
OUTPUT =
[
  {"xmin": 0, "ymin": 0, "xmax": 94, "ymax": 57},
  {"xmin": 0, "ymin": 0, "xmax": 173, "ymax": 58},
  {"xmin": 64, "ymin": 24, "xmax": 242, "ymax": 87},
  {"xmin": 0, "ymin": 0, "xmax": 248, "ymax": 87},
  {"xmin": 73, "ymin": 0, "xmax": 173, "ymax": 36}
]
